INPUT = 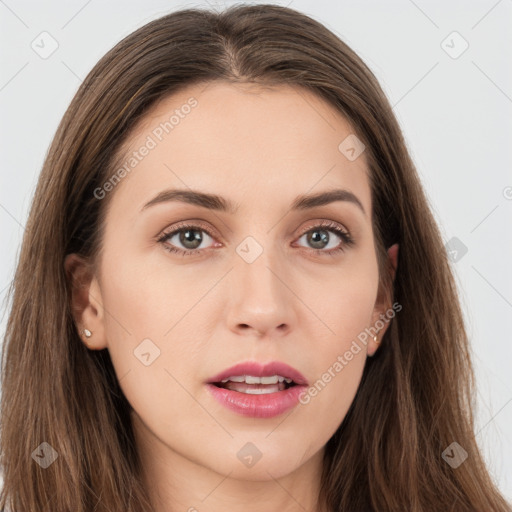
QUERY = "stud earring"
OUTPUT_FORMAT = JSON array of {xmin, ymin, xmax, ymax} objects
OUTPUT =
[
  {"xmin": 82, "ymin": 328, "xmax": 92, "ymax": 338},
  {"xmin": 373, "ymin": 334, "xmax": 380, "ymax": 345}
]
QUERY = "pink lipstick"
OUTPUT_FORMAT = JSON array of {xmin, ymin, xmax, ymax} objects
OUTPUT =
[{"xmin": 205, "ymin": 361, "xmax": 308, "ymax": 418}]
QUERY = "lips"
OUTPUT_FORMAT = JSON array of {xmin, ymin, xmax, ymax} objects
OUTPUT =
[{"xmin": 205, "ymin": 360, "xmax": 309, "ymax": 418}]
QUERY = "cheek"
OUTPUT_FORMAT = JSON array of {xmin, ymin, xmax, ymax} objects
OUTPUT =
[
  {"xmin": 292, "ymin": 301, "xmax": 371, "ymax": 457},
  {"xmin": 291, "ymin": 258, "xmax": 378, "ymax": 434},
  {"xmin": 297, "ymin": 254, "xmax": 379, "ymax": 349},
  {"xmin": 97, "ymin": 243, "xmax": 214, "ymax": 423},
  {"xmin": 99, "ymin": 239, "xmax": 206, "ymax": 346},
  {"xmin": 98, "ymin": 256, "xmax": 204, "ymax": 446}
]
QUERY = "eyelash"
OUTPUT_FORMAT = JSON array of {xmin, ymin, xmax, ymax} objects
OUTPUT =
[{"xmin": 156, "ymin": 220, "xmax": 355, "ymax": 258}]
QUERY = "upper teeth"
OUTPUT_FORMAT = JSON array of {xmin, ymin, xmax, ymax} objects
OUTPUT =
[{"xmin": 220, "ymin": 375, "xmax": 292, "ymax": 384}]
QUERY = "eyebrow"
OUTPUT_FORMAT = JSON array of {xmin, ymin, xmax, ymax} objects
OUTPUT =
[{"xmin": 141, "ymin": 188, "xmax": 366, "ymax": 216}]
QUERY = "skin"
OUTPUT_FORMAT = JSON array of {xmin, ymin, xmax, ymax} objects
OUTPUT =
[{"xmin": 66, "ymin": 81, "xmax": 398, "ymax": 512}]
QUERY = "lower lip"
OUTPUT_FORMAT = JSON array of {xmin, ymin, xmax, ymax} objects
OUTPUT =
[{"xmin": 205, "ymin": 383, "xmax": 307, "ymax": 418}]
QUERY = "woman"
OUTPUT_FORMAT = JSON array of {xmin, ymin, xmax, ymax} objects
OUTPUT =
[{"xmin": 1, "ymin": 4, "xmax": 510, "ymax": 511}]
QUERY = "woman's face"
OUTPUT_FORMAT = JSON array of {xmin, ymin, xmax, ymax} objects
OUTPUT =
[{"xmin": 68, "ymin": 81, "xmax": 396, "ymax": 483}]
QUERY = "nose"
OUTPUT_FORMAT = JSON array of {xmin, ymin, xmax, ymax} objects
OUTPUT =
[{"xmin": 225, "ymin": 245, "xmax": 297, "ymax": 339}]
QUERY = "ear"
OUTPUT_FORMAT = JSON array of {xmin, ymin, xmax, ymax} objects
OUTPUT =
[
  {"xmin": 64, "ymin": 253, "xmax": 108, "ymax": 350},
  {"xmin": 367, "ymin": 243, "xmax": 399, "ymax": 357}
]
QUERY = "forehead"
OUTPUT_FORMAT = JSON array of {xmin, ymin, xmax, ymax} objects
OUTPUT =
[{"xmin": 106, "ymin": 80, "xmax": 372, "ymax": 219}]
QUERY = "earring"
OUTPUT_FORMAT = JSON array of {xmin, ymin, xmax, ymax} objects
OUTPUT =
[
  {"xmin": 373, "ymin": 334, "xmax": 380, "ymax": 345},
  {"xmin": 82, "ymin": 328, "xmax": 92, "ymax": 338}
]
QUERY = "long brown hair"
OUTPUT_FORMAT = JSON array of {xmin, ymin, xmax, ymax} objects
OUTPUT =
[{"xmin": 1, "ymin": 4, "xmax": 510, "ymax": 511}]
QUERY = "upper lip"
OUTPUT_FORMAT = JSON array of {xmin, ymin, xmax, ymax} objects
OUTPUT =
[{"xmin": 207, "ymin": 361, "xmax": 308, "ymax": 386}]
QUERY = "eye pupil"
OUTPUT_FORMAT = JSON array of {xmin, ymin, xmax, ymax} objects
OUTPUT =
[
  {"xmin": 180, "ymin": 229, "xmax": 202, "ymax": 249},
  {"xmin": 308, "ymin": 229, "xmax": 329, "ymax": 249}
]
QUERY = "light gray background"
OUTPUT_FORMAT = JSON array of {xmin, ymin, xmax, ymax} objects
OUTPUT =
[{"xmin": 1, "ymin": 0, "xmax": 511, "ymax": 501}]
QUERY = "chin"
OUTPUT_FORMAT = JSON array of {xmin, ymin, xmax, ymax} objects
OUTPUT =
[{"xmin": 202, "ymin": 437, "xmax": 315, "ymax": 481}]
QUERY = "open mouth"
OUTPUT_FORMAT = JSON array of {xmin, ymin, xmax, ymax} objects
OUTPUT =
[
  {"xmin": 206, "ymin": 365, "xmax": 307, "ymax": 417},
  {"xmin": 212, "ymin": 375, "xmax": 297, "ymax": 395}
]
